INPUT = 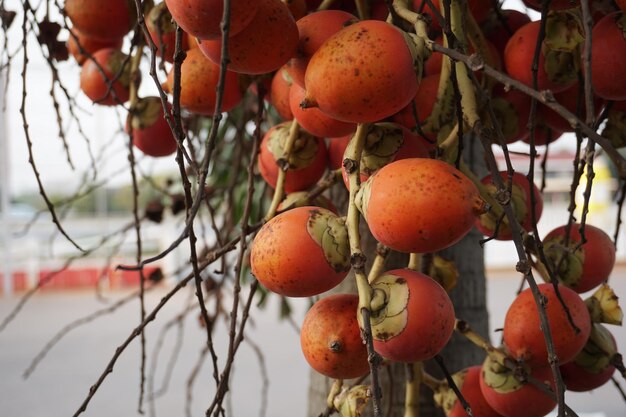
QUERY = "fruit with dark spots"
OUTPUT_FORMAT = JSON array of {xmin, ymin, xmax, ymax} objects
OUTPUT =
[
  {"xmin": 542, "ymin": 223, "xmax": 616, "ymax": 293},
  {"xmin": 475, "ymin": 171, "xmax": 543, "ymax": 241},
  {"xmin": 289, "ymin": 82, "xmax": 356, "ymax": 138},
  {"xmin": 269, "ymin": 67, "xmax": 295, "ymax": 121},
  {"xmin": 504, "ymin": 19, "xmax": 579, "ymax": 93},
  {"xmin": 303, "ymin": 20, "xmax": 419, "ymax": 123},
  {"xmin": 356, "ymin": 158, "xmax": 486, "ymax": 253},
  {"xmin": 503, "ymin": 283, "xmax": 591, "ymax": 368},
  {"xmin": 163, "ymin": 48, "xmax": 242, "ymax": 115},
  {"xmin": 368, "ymin": 269, "xmax": 455, "ymax": 362},
  {"xmin": 480, "ymin": 355, "xmax": 557, "ymax": 417},
  {"xmin": 250, "ymin": 207, "xmax": 350, "ymax": 297},
  {"xmin": 257, "ymin": 121, "xmax": 328, "ymax": 192},
  {"xmin": 285, "ymin": 9, "xmax": 358, "ymax": 87},
  {"xmin": 164, "ymin": 0, "xmax": 258, "ymax": 40},
  {"xmin": 198, "ymin": 0, "xmax": 298, "ymax": 74},
  {"xmin": 300, "ymin": 294, "xmax": 369, "ymax": 379}
]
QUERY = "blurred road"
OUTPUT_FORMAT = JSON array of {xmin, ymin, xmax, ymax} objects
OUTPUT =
[{"xmin": 0, "ymin": 267, "xmax": 624, "ymax": 417}]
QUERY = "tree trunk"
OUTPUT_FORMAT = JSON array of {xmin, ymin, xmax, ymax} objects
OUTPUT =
[{"xmin": 307, "ymin": 137, "xmax": 490, "ymax": 417}]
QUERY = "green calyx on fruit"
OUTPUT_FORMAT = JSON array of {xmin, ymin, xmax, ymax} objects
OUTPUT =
[
  {"xmin": 306, "ymin": 209, "xmax": 351, "ymax": 273},
  {"xmin": 351, "ymin": 123, "xmax": 404, "ymax": 176},
  {"xmin": 148, "ymin": 2, "xmax": 176, "ymax": 35},
  {"xmin": 107, "ymin": 50, "xmax": 132, "ymax": 88},
  {"xmin": 479, "ymin": 181, "xmax": 528, "ymax": 238},
  {"xmin": 544, "ymin": 10, "xmax": 585, "ymax": 52},
  {"xmin": 267, "ymin": 122, "xmax": 319, "ymax": 170},
  {"xmin": 490, "ymin": 97, "xmax": 521, "ymax": 141},
  {"xmin": 543, "ymin": 49, "xmax": 579, "ymax": 86},
  {"xmin": 427, "ymin": 255, "xmax": 458, "ymax": 292},
  {"xmin": 367, "ymin": 273, "xmax": 410, "ymax": 342},
  {"xmin": 542, "ymin": 11, "xmax": 583, "ymax": 86},
  {"xmin": 433, "ymin": 368, "xmax": 467, "ymax": 414},
  {"xmin": 129, "ymin": 96, "xmax": 163, "ymax": 130},
  {"xmin": 573, "ymin": 323, "xmax": 617, "ymax": 374},
  {"xmin": 354, "ymin": 176, "xmax": 372, "ymax": 221},
  {"xmin": 543, "ymin": 236, "xmax": 584, "ymax": 288},
  {"xmin": 481, "ymin": 355, "xmax": 526, "ymax": 394},
  {"xmin": 601, "ymin": 107, "xmax": 626, "ymax": 148},
  {"xmin": 585, "ymin": 284, "xmax": 623, "ymax": 325},
  {"xmin": 333, "ymin": 385, "xmax": 371, "ymax": 417}
]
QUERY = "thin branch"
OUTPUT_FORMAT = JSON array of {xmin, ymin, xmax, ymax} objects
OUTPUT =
[
  {"xmin": 19, "ymin": 1, "xmax": 85, "ymax": 253},
  {"xmin": 70, "ymin": 231, "xmax": 248, "ymax": 417},
  {"xmin": 22, "ymin": 285, "xmax": 157, "ymax": 379}
]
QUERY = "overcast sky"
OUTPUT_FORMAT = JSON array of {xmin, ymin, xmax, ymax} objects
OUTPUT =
[{"xmin": 0, "ymin": 0, "xmax": 534, "ymax": 198}]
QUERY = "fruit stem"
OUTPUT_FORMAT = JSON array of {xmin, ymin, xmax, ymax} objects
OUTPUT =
[
  {"xmin": 354, "ymin": 0, "xmax": 370, "ymax": 20},
  {"xmin": 346, "ymin": 123, "xmax": 369, "ymax": 268},
  {"xmin": 457, "ymin": 320, "xmax": 582, "ymax": 416},
  {"xmin": 327, "ymin": 379, "xmax": 344, "ymax": 410},
  {"xmin": 437, "ymin": 123, "xmax": 459, "ymax": 163},
  {"xmin": 345, "ymin": 122, "xmax": 384, "ymax": 417},
  {"xmin": 464, "ymin": 1, "xmax": 497, "ymax": 90},
  {"xmin": 528, "ymin": 254, "xmax": 552, "ymax": 284},
  {"xmin": 407, "ymin": 253, "xmax": 422, "ymax": 271},
  {"xmin": 367, "ymin": 244, "xmax": 390, "ymax": 284},
  {"xmin": 392, "ymin": 0, "xmax": 429, "ymax": 39},
  {"xmin": 392, "ymin": 0, "xmax": 431, "ymax": 71},
  {"xmin": 445, "ymin": 0, "xmax": 481, "ymax": 130},
  {"xmin": 404, "ymin": 362, "xmax": 423, "ymax": 417},
  {"xmin": 317, "ymin": 0, "xmax": 338, "ymax": 10},
  {"xmin": 128, "ymin": 46, "xmax": 145, "ymax": 107},
  {"xmin": 420, "ymin": 369, "xmax": 444, "ymax": 392},
  {"xmin": 275, "ymin": 168, "xmax": 342, "ymax": 215},
  {"xmin": 454, "ymin": 319, "xmax": 512, "ymax": 368},
  {"xmin": 265, "ymin": 120, "xmax": 300, "ymax": 221}
]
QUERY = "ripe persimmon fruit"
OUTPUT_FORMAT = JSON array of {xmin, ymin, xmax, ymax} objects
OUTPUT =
[
  {"xmin": 250, "ymin": 206, "xmax": 350, "ymax": 297},
  {"xmin": 357, "ymin": 158, "xmax": 486, "ymax": 254}
]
